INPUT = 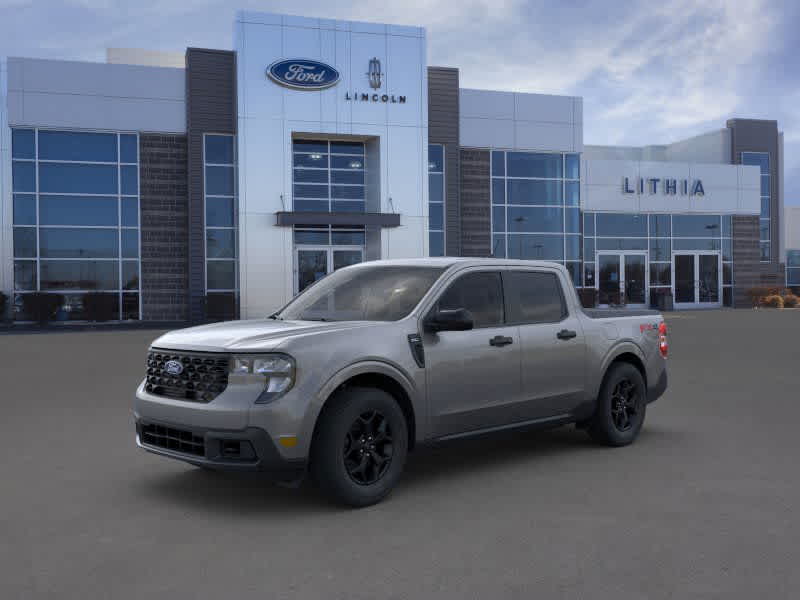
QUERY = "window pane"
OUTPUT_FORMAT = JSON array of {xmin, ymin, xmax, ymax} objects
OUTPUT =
[
  {"xmin": 207, "ymin": 229, "xmax": 236, "ymax": 258},
  {"xmin": 206, "ymin": 197, "xmax": 234, "ymax": 227},
  {"xmin": 673, "ymin": 238, "xmax": 721, "ymax": 251},
  {"xmin": 38, "ymin": 131, "xmax": 118, "ymax": 162},
  {"xmin": 565, "ymin": 208, "xmax": 580, "ymax": 233},
  {"xmin": 120, "ymin": 134, "xmax": 138, "ymax": 163},
  {"xmin": 40, "ymin": 261, "xmax": 119, "ymax": 290},
  {"xmin": 121, "ymin": 165, "xmax": 138, "ymax": 195},
  {"xmin": 293, "ymin": 168, "xmax": 328, "ymax": 183},
  {"xmin": 331, "ymin": 231, "xmax": 366, "ymax": 245},
  {"xmin": 13, "ymin": 227, "xmax": 37, "ymax": 258},
  {"xmin": 492, "ymin": 179, "xmax": 505, "ymax": 205},
  {"xmin": 650, "ymin": 264, "xmax": 671, "ymax": 286},
  {"xmin": 121, "ymin": 198, "xmax": 139, "ymax": 227},
  {"xmin": 507, "ymin": 180, "xmax": 562, "ymax": 205},
  {"xmin": 40, "ymin": 228, "xmax": 118, "ymax": 258},
  {"xmin": 584, "ymin": 261, "xmax": 595, "ymax": 287},
  {"xmin": 331, "ymin": 170, "xmax": 365, "ymax": 185},
  {"xmin": 649, "ymin": 214, "xmax": 671, "ymax": 237},
  {"xmin": 39, "ymin": 163, "xmax": 118, "ymax": 194},
  {"xmin": 596, "ymin": 213, "xmax": 647, "ymax": 237},
  {"xmin": 294, "ymin": 200, "xmax": 329, "ymax": 212},
  {"xmin": 566, "ymin": 262, "xmax": 581, "ymax": 288},
  {"xmin": 428, "ymin": 173, "xmax": 444, "ymax": 203},
  {"xmin": 429, "ymin": 231, "xmax": 444, "ymax": 257},
  {"xmin": 205, "ymin": 135, "xmax": 234, "ymax": 164},
  {"xmin": 565, "ymin": 181, "xmax": 579, "ymax": 206},
  {"xmin": 294, "ymin": 184, "xmax": 329, "ymax": 199},
  {"xmin": 13, "ymin": 194, "xmax": 36, "ymax": 225},
  {"xmin": 596, "ymin": 238, "xmax": 647, "ymax": 250},
  {"xmin": 12, "ymin": 161, "xmax": 35, "ymax": 192},
  {"xmin": 294, "ymin": 230, "xmax": 329, "ymax": 245},
  {"xmin": 330, "ymin": 141, "xmax": 364, "ymax": 155},
  {"xmin": 584, "ymin": 238, "xmax": 595, "ymax": 262},
  {"xmin": 649, "ymin": 238, "xmax": 671, "ymax": 261},
  {"xmin": 439, "ymin": 272, "xmax": 503, "ymax": 327},
  {"xmin": 331, "ymin": 185, "xmax": 364, "ymax": 200},
  {"xmin": 122, "ymin": 229, "xmax": 139, "ymax": 258},
  {"xmin": 507, "ymin": 152, "xmax": 562, "ymax": 178},
  {"xmin": 491, "ymin": 151, "xmax": 505, "ymax": 177},
  {"xmin": 507, "ymin": 234, "xmax": 564, "ymax": 260},
  {"xmin": 492, "ymin": 235, "xmax": 506, "ymax": 258},
  {"xmin": 428, "ymin": 144, "xmax": 444, "ymax": 172},
  {"xmin": 583, "ymin": 213, "xmax": 595, "ymax": 237},
  {"xmin": 565, "ymin": 154, "xmax": 580, "ymax": 179},
  {"xmin": 331, "ymin": 200, "xmax": 365, "ymax": 213},
  {"xmin": 759, "ymin": 219, "xmax": 770, "ymax": 241},
  {"xmin": 429, "ymin": 202, "xmax": 444, "ymax": 231},
  {"xmin": 122, "ymin": 261, "xmax": 139, "ymax": 290},
  {"xmin": 565, "ymin": 235, "xmax": 580, "ymax": 260},
  {"xmin": 294, "ymin": 153, "xmax": 329, "ymax": 168},
  {"xmin": 507, "ymin": 206, "xmax": 563, "ymax": 233},
  {"xmin": 12, "ymin": 129, "xmax": 35, "ymax": 159},
  {"xmin": 14, "ymin": 261, "xmax": 37, "ymax": 291},
  {"xmin": 506, "ymin": 271, "xmax": 566, "ymax": 324},
  {"xmin": 787, "ymin": 251, "xmax": 800, "ymax": 268},
  {"xmin": 207, "ymin": 260, "xmax": 236, "ymax": 290},
  {"xmin": 741, "ymin": 152, "xmax": 769, "ymax": 174},
  {"xmin": 761, "ymin": 197, "xmax": 770, "ymax": 218},
  {"xmin": 40, "ymin": 195, "xmax": 118, "ymax": 226},
  {"xmin": 492, "ymin": 206, "xmax": 505, "ymax": 233},
  {"xmin": 330, "ymin": 155, "xmax": 362, "ymax": 170},
  {"xmin": 760, "ymin": 175, "xmax": 770, "ymax": 196},
  {"xmin": 673, "ymin": 214, "xmax": 721, "ymax": 237},
  {"xmin": 760, "ymin": 242, "xmax": 770, "ymax": 261},
  {"xmin": 787, "ymin": 268, "xmax": 800, "ymax": 285},
  {"xmin": 122, "ymin": 293, "xmax": 140, "ymax": 320},
  {"xmin": 206, "ymin": 166, "xmax": 235, "ymax": 195},
  {"xmin": 293, "ymin": 140, "xmax": 328, "ymax": 154},
  {"xmin": 723, "ymin": 263, "xmax": 732, "ymax": 285}
]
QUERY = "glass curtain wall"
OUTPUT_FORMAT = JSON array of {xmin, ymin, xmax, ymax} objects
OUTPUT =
[
  {"xmin": 491, "ymin": 150, "xmax": 581, "ymax": 287},
  {"xmin": 428, "ymin": 144, "xmax": 445, "ymax": 256},
  {"xmin": 292, "ymin": 140, "xmax": 365, "ymax": 212},
  {"xmin": 788, "ymin": 250, "xmax": 800, "ymax": 289},
  {"xmin": 11, "ymin": 128, "xmax": 141, "ymax": 320},
  {"xmin": 204, "ymin": 134, "xmax": 238, "ymax": 318},
  {"xmin": 742, "ymin": 152, "xmax": 771, "ymax": 262}
]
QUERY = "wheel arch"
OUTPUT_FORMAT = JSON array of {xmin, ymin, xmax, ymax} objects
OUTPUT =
[{"xmin": 594, "ymin": 342, "xmax": 648, "ymax": 399}]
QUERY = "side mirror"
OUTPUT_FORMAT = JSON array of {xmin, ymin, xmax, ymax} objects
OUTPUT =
[{"xmin": 425, "ymin": 308, "xmax": 474, "ymax": 332}]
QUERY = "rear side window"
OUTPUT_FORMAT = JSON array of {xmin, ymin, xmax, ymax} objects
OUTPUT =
[
  {"xmin": 438, "ymin": 271, "xmax": 504, "ymax": 328},
  {"xmin": 505, "ymin": 271, "xmax": 567, "ymax": 324}
]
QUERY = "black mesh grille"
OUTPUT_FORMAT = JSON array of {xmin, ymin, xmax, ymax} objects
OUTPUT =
[
  {"xmin": 141, "ymin": 424, "xmax": 205, "ymax": 457},
  {"xmin": 145, "ymin": 350, "xmax": 229, "ymax": 402}
]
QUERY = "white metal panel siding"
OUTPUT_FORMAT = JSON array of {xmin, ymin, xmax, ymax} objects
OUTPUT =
[{"xmin": 7, "ymin": 58, "xmax": 185, "ymax": 133}]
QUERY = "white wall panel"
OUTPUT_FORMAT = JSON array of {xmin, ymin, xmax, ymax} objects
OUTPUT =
[
  {"xmin": 459, "ymin": 117, "xmax": 514, "ymax": 149},
  {"xmin": 460, "ymin": 89, "xmax": 514, "ymax": 120},
  {"xmin": 514, "ymin": 121, "xmax": 574, "ymax": 152},
  {"xmin": 349, "ymin": 33, "xmax": 388, "ymax": 126}
]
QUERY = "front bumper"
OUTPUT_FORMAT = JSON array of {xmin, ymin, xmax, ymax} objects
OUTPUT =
[{"xmin": 135, "ymin": 418, "xmax": 306, "ymax": 480}]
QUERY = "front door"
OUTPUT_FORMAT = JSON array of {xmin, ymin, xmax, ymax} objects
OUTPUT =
[
  {"xmin": 597, "ymin": 252, "xmax": 648, "ymax": 308},
  {"xmin": 672, "ymin": 252, "xmax": 721, "ymax": 308},
  {"xmin": 295, "ymin": 247, "xmax": 364, "ymax": 294}
]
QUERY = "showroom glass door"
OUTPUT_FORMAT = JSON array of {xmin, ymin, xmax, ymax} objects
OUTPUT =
[
  {"xmin": 597, "ymin": 252, "xmax": 648, "ymax": 308},
  {"xmin": 295, "ymin": 247, "xmax": 364, "ymax": 294},
  {"xmin": 672, "ymin": 252, "xmax": 721, "ymax": 308}
]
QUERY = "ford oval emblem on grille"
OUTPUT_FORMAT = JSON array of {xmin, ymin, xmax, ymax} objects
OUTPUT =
[
  {"xmin": 267, "ymin": 59, "xmax": 340, "ymax": 90},
  {"xmin": 164, "ymin": 360, "xmax": 184, "ymax": 376}
]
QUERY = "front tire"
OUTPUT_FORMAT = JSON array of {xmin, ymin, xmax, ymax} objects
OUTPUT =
[
  {"xmin": 588, "ymin": 362, "xmax": 646, "ymax": 446},
  {"xmin": 311, "ymin": 387, "xmax": 408, "ymax": 507}
]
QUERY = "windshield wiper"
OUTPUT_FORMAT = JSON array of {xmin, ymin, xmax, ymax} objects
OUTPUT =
[{"xmin": 268, "ymin": 313, "xmax": 282, "ymax": 320}]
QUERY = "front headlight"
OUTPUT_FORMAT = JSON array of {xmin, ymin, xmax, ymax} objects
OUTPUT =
[{"xmin": 230, "ymin": 353, "xmax": 296, "ymax": 403}]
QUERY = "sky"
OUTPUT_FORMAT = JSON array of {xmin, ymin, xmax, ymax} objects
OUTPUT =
[{"xmin": 1, "ymin": 0, "xmax": 798, "ymax": 204}]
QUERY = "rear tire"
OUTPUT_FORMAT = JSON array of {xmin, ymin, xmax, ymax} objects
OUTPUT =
[
  {"xmin": 588, "ymin": 362, "xmax": 646, "ymax": 446},
  {"xmin": 311, "ymin": 387, "xmax": 408, "ymax": 507}
]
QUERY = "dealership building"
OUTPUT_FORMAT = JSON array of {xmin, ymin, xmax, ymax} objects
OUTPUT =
[{"xmin": 0, "ymin": 11, "xmax": 793, "ymax": 323}]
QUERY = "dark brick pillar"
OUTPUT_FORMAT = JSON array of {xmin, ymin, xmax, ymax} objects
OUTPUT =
[
  {"xmin": 139, "ymin": 134, "xmax": 189, "ymax": 322},
  {"xmin": 459, "ymin": 149, "xmax": 491, "ymax": 257},
  {"xmin": 732, "ymin": 215, "xmax": 760, "ymax": 307}
]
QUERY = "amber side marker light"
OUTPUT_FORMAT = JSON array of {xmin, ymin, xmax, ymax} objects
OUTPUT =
[{"xmin": 658, "ymin": 321, "xmax": 668, "ymax": 358}]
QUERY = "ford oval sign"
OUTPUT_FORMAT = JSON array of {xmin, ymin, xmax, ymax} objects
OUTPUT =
[
  {"xmin": 164, "ymin": 360, "xmax": 184, "ymax": 376},
  {"xmin": 267, "ymin": 59, "xmax": 340, "ymax": 90}
]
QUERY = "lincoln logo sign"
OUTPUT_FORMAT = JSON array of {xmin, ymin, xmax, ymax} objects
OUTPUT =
[
  {"xmin": 623, "ymin": 177, "xmax": 705, "ymax": 196},
  {"xmin": 267, "ymin": 59, "xmax": 340, "ymax": 90}
]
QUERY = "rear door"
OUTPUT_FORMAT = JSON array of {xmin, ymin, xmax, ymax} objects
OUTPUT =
[
  {"xmin": 504, "ymin": 269, "xmax": 587, "ymax": 418},
  {"xmin": 424, "ymin": 270, "xmax": 522, "ymax": 437}
]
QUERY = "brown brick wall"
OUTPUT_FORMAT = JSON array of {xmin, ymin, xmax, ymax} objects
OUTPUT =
[
  {"xmin": 459, "ymin": 149, "xmax": 491, "ymax": 257},
  {"xmin": 139, "ymin": 133, "xmax": 189, "ymax": 321}
]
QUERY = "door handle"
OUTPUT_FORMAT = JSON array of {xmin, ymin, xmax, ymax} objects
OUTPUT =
[
  {"xmin": 557, "ymin": 329, "xmax": 577, "ymax": 340},
  {"xmin": 489, "ymin": 335, "xmax": 513, "ymax": 347}
]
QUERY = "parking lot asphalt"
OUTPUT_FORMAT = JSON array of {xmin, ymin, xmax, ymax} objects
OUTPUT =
[{"xmin": 1, "ymin": 308, "xmax": 800, "ymax": 599}]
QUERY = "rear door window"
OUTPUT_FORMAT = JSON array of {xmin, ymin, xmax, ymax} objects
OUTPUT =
[{"xmin": 504, "ymin": 271, "xmax": 567, "ymax": 324}]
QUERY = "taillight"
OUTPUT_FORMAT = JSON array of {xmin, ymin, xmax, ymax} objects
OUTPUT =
[{"xmin": 658, "ymin": 321, "xmax": 668, "ymax": 358}]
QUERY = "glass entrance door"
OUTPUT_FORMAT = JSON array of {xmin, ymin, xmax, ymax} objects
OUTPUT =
[
  {"xmin": 597, "ymin": 253, "xmax": 648, "ymax": 308},
  {"xmin": 672, "ymin": 252, "xmax": 721, "ymax": 308},
  {"xmin": 295, "ymin": 247, "xmax": 364, "ymax": 294}
]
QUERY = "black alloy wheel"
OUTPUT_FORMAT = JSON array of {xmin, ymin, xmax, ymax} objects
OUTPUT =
[
  {"xmin": 610, "ymin": 378, "xmax": 640, "ymax": 432},
  {"xmin": 587, "ymin": 362, "xmax": 647, "ymax": 447},
  {"xmin": 343, "ymin": 410, "xmax": 394, "ymax": 485}
]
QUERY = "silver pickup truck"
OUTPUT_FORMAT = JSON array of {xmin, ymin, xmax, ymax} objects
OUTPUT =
[{"xmin": 134, "ymin": 258, "xmax": 668, "ymax": 506}]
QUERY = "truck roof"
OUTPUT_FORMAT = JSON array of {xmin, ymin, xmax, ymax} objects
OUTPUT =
[{"xmin": 348, "ymin": 257, "xmax": 569, "ymax": 271}]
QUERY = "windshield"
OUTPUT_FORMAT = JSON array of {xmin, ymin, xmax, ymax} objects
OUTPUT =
[{"xmin": 277, "ymin": 265, "xmax": 446, "ymax": 322}]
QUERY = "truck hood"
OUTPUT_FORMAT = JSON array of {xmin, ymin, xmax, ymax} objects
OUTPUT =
[{"xmin": 150, "ymin": 319, "xmax": 378, "ymax": 353}]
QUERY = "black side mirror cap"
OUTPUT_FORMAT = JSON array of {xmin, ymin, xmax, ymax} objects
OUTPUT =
[{"xmin": 424, "ymin": 308, "xmax": 474, "ymax": 332}]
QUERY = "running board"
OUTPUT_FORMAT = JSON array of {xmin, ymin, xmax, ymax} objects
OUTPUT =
[{"xmin": 433, "ymin": 413, "xmax": 574, "ymax": 443}]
